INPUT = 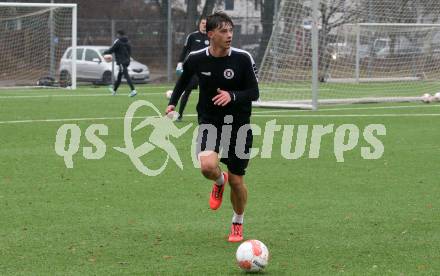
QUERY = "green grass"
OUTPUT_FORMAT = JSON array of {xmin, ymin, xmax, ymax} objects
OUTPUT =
[
  {"xmin": 259, "ymin": 80, "xmax": 440, "ymax": 100},
  {"xmin": 0, "ymin": 85, "xmax": 439, "ymax": 275}
]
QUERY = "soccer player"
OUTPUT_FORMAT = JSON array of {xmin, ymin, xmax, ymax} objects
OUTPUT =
[
  {"xmin": 166, "ymin": 12, "xmax": 259, "ymax": 242},
  {"xmin": 104, "ymin": 30, "xmax": 137, "ymax": 97},
  {"xmin": 175, "ymin": 16, "xmax": 209, "ymax": 121}
]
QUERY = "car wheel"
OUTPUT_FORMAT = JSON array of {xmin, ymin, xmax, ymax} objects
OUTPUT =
[
  {"xmin": 102, "ymin": 71, "xmax": 112, "ymax": 85},
  {"xmin": 59, "ymin": 70, "xmax": 71, "ymax": 87}
]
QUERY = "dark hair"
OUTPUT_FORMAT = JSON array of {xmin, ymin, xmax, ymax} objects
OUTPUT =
[
  {"xmin": 206, "ymin": 11, "xmax": 234, "ymax": 32},
  {"xmin": 197, "ymin": 16, "xmax": 206, "ymax": 27},
  {"xmin": 117, "ymin": 30, "xmax": 125, "ymax": 36}
]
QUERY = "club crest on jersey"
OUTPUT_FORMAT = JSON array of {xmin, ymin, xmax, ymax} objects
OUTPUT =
[
  {"xmin": 224, "ymin": 69, "xmax": 234, "ymax": 79},
  {"xmin": 204, "ymin": 40, "xmax": 209, "ymax": 45}
]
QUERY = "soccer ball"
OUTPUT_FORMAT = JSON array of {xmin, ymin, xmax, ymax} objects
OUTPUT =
[
  {"xmin": 236, "ymin": 240, "xmax": 269, "ymax": 272},
  {"xmin": 421, "ymin": 93, "xmax": 432, "ymax": 103},
  {"xmin": 434, "ymin": 92, "xmax": 440, "ymax": 102},
  {"xmin": 165, "ymin": 90, "xmax": 173, "ymax": 99},
  {"xmin": 103, "ymin": 54, "xmax": 112, "ymax": 62}
]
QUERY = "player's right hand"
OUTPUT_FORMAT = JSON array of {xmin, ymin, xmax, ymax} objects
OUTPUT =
[
  {"xmin": 213, "ymin": 88, "xmax": 232, "ymax": 106},
  {"xmin": 165, "ymin": 105, "xmax": 176, "ymax": 115}
]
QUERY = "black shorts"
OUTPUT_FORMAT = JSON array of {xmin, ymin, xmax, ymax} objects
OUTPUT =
[{"xmin": 196, "ymin": 122, "xmax": 253, "ymax": 176}]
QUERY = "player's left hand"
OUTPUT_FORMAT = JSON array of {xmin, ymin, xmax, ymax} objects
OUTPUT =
[
  {"xmin": 213, "ymin": 88, "xmax": 231, "ymax": 106},
  {"xmin": 165, "ymin": 105, "xmax": 176, "ymax": 114}
]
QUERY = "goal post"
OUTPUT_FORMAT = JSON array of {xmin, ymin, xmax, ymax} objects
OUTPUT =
[
  {"xmin": 257, "ymin": 0, "xmax": 440, "ymax": 109},
  {"xmin": 0, "ymin": 2, "xmax": 77, "ymax": 89}
]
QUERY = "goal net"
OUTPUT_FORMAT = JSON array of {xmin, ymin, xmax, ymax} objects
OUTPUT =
[
  {"xmin": 0, "ymin": 3, "xmax": 77, "ymax": 89},
  {"xmin": 257, "ymin": 0, "xmax": 440, "ymax": 109}
]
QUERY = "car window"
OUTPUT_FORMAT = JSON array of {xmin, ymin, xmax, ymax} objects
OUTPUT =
[
  {"xmin": 66, "ymin": 49, "xmax": 84, "ymax": 60},
  {"xmin": 85, "ymin": 49, "xmax": 100, "ymax": 62},
  {"xmin": 374, "ymin": 40, "xmax": 387, "ymax": 52},
  {"xmin": 76, "ymin": 49, "xmax": 84, "ymax": 60},
  {"xmin": 66, "ymin": 48, "xmax": 84, "ymax": 60}
]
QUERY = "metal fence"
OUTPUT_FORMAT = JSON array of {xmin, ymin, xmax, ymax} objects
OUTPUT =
[{"xmin": 78, "ymin": 17, "xmax": 267, "ymax": 82}]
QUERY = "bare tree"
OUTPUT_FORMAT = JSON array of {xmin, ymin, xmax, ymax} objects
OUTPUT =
[
  {"xmin": 318, "ymin": 0, "xmax": 360, "ymax": 81},
  {"xmin": 362, "ymin": 0, "xmax": 416, "ymax": 24},
  {"xmin": 202, "ymin": 0, "xmax": 221, "ymax": 17},
  {"xmin": 360, "ymin": 0, "xmax": 440, "ymax": 56},
  {"xmin": 363, "ymin": 0, "xmax": 440, "ymax": 24},
  {"xmin": 419, "ymin": 0, "xmax": 440, "ymax": 23},
  {"xmin": 256, "ymin": 0, "xmax": 275, "ymax": 65},
  {"xmin": 185, "ymin": 0, "xmax": 199, "ymax": 33}
]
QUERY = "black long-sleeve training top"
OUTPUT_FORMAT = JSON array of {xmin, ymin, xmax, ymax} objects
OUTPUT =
[
  {"xmin": 169, "ymin": 47, "xmax": 259, "ymax": 125},
  {"xmin": 178, "ymin": 31, "xmax": 210, "ymax": 62}
]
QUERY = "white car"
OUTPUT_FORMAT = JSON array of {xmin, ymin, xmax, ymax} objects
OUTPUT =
[{"xmin": 59, "ymin": 45, "xmax": 150, "ymax": 86}]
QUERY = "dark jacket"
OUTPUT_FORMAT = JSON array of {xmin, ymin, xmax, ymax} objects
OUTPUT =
[
  {"xmin": 104, "ymin": 36, "xmax": 131, "ymax": 65},
  {"xmin": 178, "ymin": 31, "xmax": 209, "ymax": 62}
]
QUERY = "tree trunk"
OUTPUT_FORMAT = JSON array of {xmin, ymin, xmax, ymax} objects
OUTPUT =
[
  {"xmin": 256, "ymin": 0, "xmax": 274, "ymax": 65},
  {"xmin": 185, "ymin": 0, "xmax": 199, "ymax": 33},
  {"xmin": 202, "ymin": 0, "xmax": 218, "ymax": 17}
]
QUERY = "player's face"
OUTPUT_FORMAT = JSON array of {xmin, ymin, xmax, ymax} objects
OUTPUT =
[
  {"xmin": 209, "ymin": 22, "xmax": 233, "ymax": 50},
  {"xmin": 199, "ymin": 19, "xmax": 207, "ymax": 33}
]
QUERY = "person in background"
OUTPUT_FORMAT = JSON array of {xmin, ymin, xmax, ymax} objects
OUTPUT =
[
  {"xmin": 174, "ymin": 16, "xmax": 209, "ymax": 121},
  {"xmin": 105, "ymin": 30, "xmax": 137, "ymax": 97}
]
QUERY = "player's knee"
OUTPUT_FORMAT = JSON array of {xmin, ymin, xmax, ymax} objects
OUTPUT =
[
  {"xmin": 200, "ymin": 161, "xmax": 217, "ymax": 178},
  {"xmin": 228, "ymin": 174, "xmax": 244, "ymax": 189}
]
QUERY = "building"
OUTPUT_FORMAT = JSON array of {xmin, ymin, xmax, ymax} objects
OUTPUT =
[{"xmin": 174, "ymin": 0, "xmax": 262, "ymax": 35}]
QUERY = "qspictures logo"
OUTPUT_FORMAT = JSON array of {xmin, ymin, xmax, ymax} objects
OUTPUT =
[
  {"xmin": 54, "ymin": 100, "xmax": 192, "ymax": 176},
  {"xmin": 54, "ymin": 100, "xmax": 386, "ymax": 176}
]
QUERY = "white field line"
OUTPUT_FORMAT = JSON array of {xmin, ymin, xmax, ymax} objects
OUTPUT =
[
  {"xmin": 252, "ymin": 113, "xmax": 440, "ymax": 118},
  {"xmin": 320, "ymin": 104, "xmax": 440, "ymax": 112},
  {"xmin": 259, "ymin": 87, "xmax": 331, "ymax": 91},
  {"xmin": 0, "ymin": 91, "xmax": 182, "ymax": 99},
  {"xmin": 1, "ymin": 113, "xmax": 440, "ymax": 125},
  {"xmin": 0, "ymin": 116, "xmax": 148, "ymax": 125},
  {"xmin": 0, "ymin": 85, "xmax": 174, "ymax": 90},
  {"xmin": 0, "ymin": 86, "xmax": 328, "ymax": 98},
  {"xmin": 1, "ymin": 92, "xmax": 438, "ymax": 112},
  {"xmin": 254, "ymin": 104, "xmax": 440, "ymax": 113},
  {"xmin": 1, "ymin": 92, "xmax": 439, "ymax": 112}
]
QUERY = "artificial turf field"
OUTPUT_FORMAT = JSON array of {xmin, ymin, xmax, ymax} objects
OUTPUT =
[{"xmin": 0, "ymin": 84, "xmax": 439, "ymax": 275}]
